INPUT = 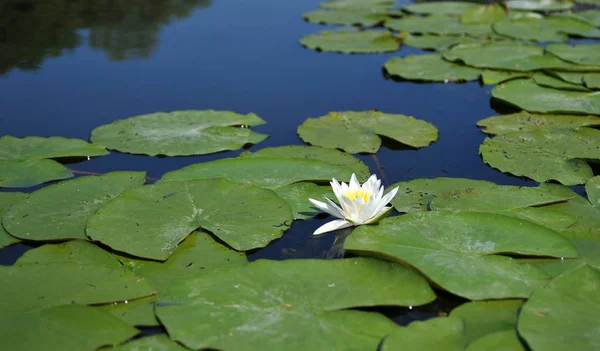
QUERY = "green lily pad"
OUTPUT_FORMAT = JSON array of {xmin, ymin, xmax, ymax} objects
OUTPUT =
[
  {"xmin": 239, "ymin": 145, "xmax": 370, "ymax": 179},
  {"xmin": 461, "ymin": 4, "xmax": 506, "ymax": 23},
  {"xmin": 480, "ymin": 127, "xmax": 600, "ymax": 185},
  {"xmin": 384, "ymin": 53, "xmax": 482, "ymax": 82},
  {"xmin": 586, "ymin": 176, "xmax": 600, "ymax": 209},
  {"xmin": 533, "ymin": 73, "xmax": 590, "ymax": 91},
  {"xmin": 0, "ymin": 135, "xmax": 108, "ymax": 161},
  {"xmin": 87, "ymin": 179, "xmax": 293, "ymax": 260},
  {"xmin": 0, "ymin": 192, "xmax": 26, "ymax": 248},
  {"xmin": 403, "ymin": 34, "xmax": 494, "ymax": 51},
  {"xmin": 389, "ymin": 177, "xmax": 495, "ymax": 213},
  {"xmin": 299, "ymin": 30, "xmax": 400, "ymax": 53},
  {"xmin": 0, "ymin": 305, "xmax": 138, "ymax": 351},
  {"xmin": 578, "ymin": 9, "xmax": 600, "ymax": 27},
  {"xmin": 320, "ymin": 0, "xmax": 395, "ymax": 10},
  {"xmin": 466, "ymin": 330, "xmax": 525, "ymax": 351},
  {"xmin": 585, "ymin": 73, "xmax": 600, "ymax": 89},
  {"xmin": 545, "ymin": 70, "xmax": 585, "ymax": 84},
  {"xmin": 160, "ymin": 157, "xmax": 357, "ymax": 188},
  {"xmin": 297, "ymin": 110, "xmax": 438, "ymax": 153},
  {"xmin": 402, "ymin": 2, "xmax": 482, "ymax": 15},
  {"xmin": 493, "ymin": 15, "xmax": 600, "ymax": 42},
  {"xmin": 519, "ymin": 264, "xmax": 600, "ymax": 351},
  {"xmin": 450, "ymin": 300, "xmax": 523, "ymax": 345},
  {"xmin": 115, "ymin": 232, "xmax": 248, "ymax": 294},
  {"xmin": 443, "ymin": 43, "xmax": 592, "ymax": 72},
  {"xmin": 112, "ymin": 335, "xmax": 188, "ymax": 351},
  {"xmin": 274, "ymin": 182, "xmax": 333, "ymax": 220},
  {"xmin": 0, "ymin": 262, "xmax": 155, "ymax": 313},
  {"xmin": 480, "ymin": 70, "xmax": 533, "ymax": 85},
  {"xmin": 506, "ymin": 0, "xmax": 573, "ymax": 11},
  {"xmin": 2, "ymin": 172, "xmax": 146, "ymax": 241},
  {"xmin": 15, "ymin": 240, "xmax": 121, "ymax": 268},
  {"xmin": 491, "ymin": 79, "xmax": 600, "ymax": 114},
  {"xmin": 302, "ymin": 9, "xmax": 388, "ymax": 26},
  {"xmin": 478, "ymin": 111, "xmax": 600, "ymax": 135},
  {"xmin": 0, "ymin": 159, "xmax": 73, "ymax": 188},
  {"xmin": 98, "ymin": 296, "xmax": 159, "ymax": 327},
  {"xmin": 386, "ymin": 15, "xmax": 492, "ymax": 36},
  {"xmin": 346, "ymin": 211, "xmax": 578, "ymax": 300},
  {"xmin": 547, "ymin": 43, "xmax": 600, "ymax": 66},
  {"xmin": 382, "ymin": 316, "xmax": 467, "ymax": 351},
  {"xmin": 156, "ymin": 258, "xmax": 435, "ymax": 350},
  {"xmin": 90, "ymin": 110, "xmax": 267, "ymax": 157}
]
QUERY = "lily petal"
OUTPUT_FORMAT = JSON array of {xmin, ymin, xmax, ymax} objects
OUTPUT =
[
  {"xmin": 349, "ymin": 173, "xmax": 360, "ymax": 190},
  {"xmin": 313, "ymin": 219, "xmax": 353, "ymax": 235},
  {"xmin": 372, "ymin": 187, "xmax": 399, "ymax": 217},
  {"xmin": 364, "ymin": 206, "xmax": 393, "ymax": 224},
  {"xmin": 309, "ymin": 198, "xmax": 345, "ymax": 219},
  {"xmin": 324, "ymin": 197, "xmax": 347, "ymax": 219}
]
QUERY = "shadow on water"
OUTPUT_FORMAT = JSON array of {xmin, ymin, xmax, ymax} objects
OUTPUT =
[{"xmin": 0, "ymin": 0, "xmax": 211, "ymax": 74}]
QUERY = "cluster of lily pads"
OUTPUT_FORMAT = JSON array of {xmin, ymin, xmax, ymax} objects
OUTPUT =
[{"xmin": 1, "ymin": 0, "xmax": 600, "ymax": 350}]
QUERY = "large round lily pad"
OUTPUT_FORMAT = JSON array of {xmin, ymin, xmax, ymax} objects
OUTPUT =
[
  {"xmin": 403, "ymin": 34, "xmax": 494, "ymax": 51},
  {"xmin": 461, "ymin": 4, "xmax": 506, "ymax": 24},
  {"xmin": 90, "ymin": 110, "xmax": 267, "ymax": 156},
  {"xmin": 479, "ymin": 127, "xmax": 600, "ymax": 185},
  {"xmin": 519, "ymin": 264, "xmax": 600, "ymax": 351},
  {"xmin": 345, "ymin": 211, "xmax": 578, "ymax": 300},
  {"xmin": 0, "ymin": 262, "xmax": 155, "ymax": 313},
  {"xmin": 0, "ymin": 192, "xmax": 26, "ymax": 248},
  {"xmin": 299, "ymin": 30, "xmax": 400, "ymax": 53},
  {"xmin": 160, "ymin": 156, "xmax": 357, "ymax": 188},
  {"xmin": 382, "ymin": 316, "xmax": 467, "ymax": 351},
  {"xmin": 0, "ymin": 305, "xmax": 138, "ymax": 351},
  {"xmin": 586, "ymin": 176, "xmax": 600, "ymax": 208},
  {"xmin": 546, "ymin": 43, "xmax": 600, "ymax": 66},
  {"xmin": 493, "ymin": 15, "xmax": 600, "ymax": 42},
  {"xmin": 386, "ymin": 15, "xmax": 492, "ymax": 36},
  {"xmin": 491, "ymin": 79, "xmax": 600, "ymax": 114},
  {"xmin": 98, "ymin": 296, "xmax": 159, "ymax": 327},
  {"xmin": 3, "ymin": 172, "xmax": 146, "ymax": 241},
  {"xmin": 87, "ymin": 179, "xmax": 293, "ymax": 260},
  {"xmin": 320, "ymin": 0, "xmax": 395, "ymax": 10},
  {"xmin": 450, "ymin": 300, "xmax": 523, "ymax": 345},
  {"xmin": 0, "ymin": 159, "xmax": 73, "ymax": 188},
  {"xmin": 384, "ymin": 54, "xmax": 482, "ymax": 82},
  {"xmin": 478, "ymin": 111, "xmax": 600, "ymax": 135},
  {"xmin": 15, "ymin": 240, "xmax": 121, "ymax": 268},
  {"xmin": 156, "ymin": 258, "xmax": 435, "ymax": 350},
  {"xmin": 401, "ymin": 2, "xmax": 482, "ymax": 15},
  {"xmin": 533, "ymin": 73, "xmax": 590, "ymax": 91},
  {"xmin": 302, "ymin": 9, "xmax": 388, "ymax": 26},
  {"xmin": 297, "ymin": 110, "xmax": 438, "ymax": 153}
]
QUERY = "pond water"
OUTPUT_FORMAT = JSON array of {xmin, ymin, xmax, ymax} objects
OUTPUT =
[{"xmin": 0, "ymin": 0, "xmax": 584, "ymax": 328}]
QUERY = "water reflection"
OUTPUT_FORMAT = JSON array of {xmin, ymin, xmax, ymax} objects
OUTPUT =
[{"xmin": 0, "ymin": 0, "xmax": 211, "ymax": 74}]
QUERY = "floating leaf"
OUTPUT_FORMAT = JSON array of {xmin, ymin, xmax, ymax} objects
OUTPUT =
[
  {"xmin": 491, "ymin": 79, "xmax": 600, "ymax": 114},
  {"xmin": 320, "ymin": 0, "xmax": 395, "ymax": 10},
  {"xmin": 112, "ymin": 335, "xmax": 188, "ymax": 351},
  {"xmin": 480, "ymin": 70, "xmax": 532, "ymax": 85},
  {"xmin": 87, "ymin": 179, "xmax": 292, "ymax": 260},
  {"xmin": 545, "ymin": 70, "xmax": 585, "ymax": 84},
  {"xmin": 477, "ymin": 111, "xmax": 600, "ymax": 135},
  {"xmin": 586, "ymin": 176, "xmax": 600, "ymax": 208},
  {"xmin": 450, "ymin": 300, "xmax": 523, "ymax": 345},
  {"xmin": 239, "ymin": 145, "xmax": 370, "ymax": 179},
  {"xmin": 479, "ymin": 128, "xmax": 600, "ymax": 185},
  {"xmin": 382, "ymin": 317, "xmax": 467, "ymax": 350},
  {"xmin": 0, "ymin": 135, "xmax": 108, "ymax": 161},
  {"xmin": 115, "ymin": 232, "xmax": 247, "ymax": 294},
  {"xmin": 519, "ymin": 264, "xmax": 600, "ymax": 351},
  {"xmin": 0, "ymin": 160, "xmax": 73, "ymax": 188},
  {"xmin": 384, "ymin": 53, "xmax": 481, "ymax": 82},
  {"xmin": 386, "ymin": 15, "xmax": 492, "ymax": 36},
  {"xmin": 160, "ymin": 157, "xmax": 356, "ymax": 188},
  {"xmin": 461, "ymin": 4, "xmax": 506, "ymax": 23},
  {"xmin": 98, "ymin": 296, "xmax": 159, "ymax": 327},
  {"xmin": 403, "ymin": 34, "xmax": 494, "ymax": 51},
  {"xmin": 90, "ymin": 110, "xmax": 267, "ymax": 157},
  {"xmin": 274, "ymin": 182, "xmax": 333, "ymax": 219},
  {"xmin": 0, "ymin": 192, "xmax": 26, "ymax": 248},
  {"xmin": 0, "ymin": 262, "xmax": 155, "ymax": 313},
  {"xmin": 533, "ymin": 73, "xmax": 589, "ymax": 91},
  {"xmin": 156, "ymin": 258, "xmax": 435, "ymax": 350},
  {"xmin": 297, "ymin": 110, "xmax": 438, "ymax": 153},
  {"xmin": 506, "ymin": 0, "xmax": 573, "ymax": 11},
  {"xmin": 299, "ymin": 30, "xmax": 400, "ymax": 53},
  {"xmin": 493, "ymin": 15, "xmax": 600, "ymax": 42},
  {"xmin": 547, "ymin": 43, "xmax": 600, "ymax": 66},
  {"xmin": 443, "ymin": 43, "xmax": 592, "ymax": 72},
  {"xmin": 402, "ymin": 2, "xmax": 482, "ymax": 15},
  {"xmin": 585, "ymin": 73, "xmax": 600, "ymax": 89},
  {"xmin": 3, "ymin": 172, "xmax": 146, "ymax": 241},
  {"xmin": 302, "ymin": 9, "xmax": 388, "ymax": 26},
  {"xmin": 0, "ymin": 305, "xmax": 138, "ymax": 351},
  {"xmin": 578, "ymin": 9, "xmax": 600, "ymax": 27},
  {"xmin": 466, "ymin": 330, "xmax": 525, "ymax": 351},
  {"xmin": 346, "ymin": 211, "xmax": 578, "ymax": 300},
  {"xmin": 389, "ymin": 177, "xmax": 495, "ymax": 213},
  {"xmin": 15, "ymin": 240, "xmax": 121, "ymax": 268}
]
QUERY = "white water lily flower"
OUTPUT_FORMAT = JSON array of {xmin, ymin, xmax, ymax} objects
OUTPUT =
[{"xmin": 309, "ymin": 173, "xmax": 399, "ymax": 235}]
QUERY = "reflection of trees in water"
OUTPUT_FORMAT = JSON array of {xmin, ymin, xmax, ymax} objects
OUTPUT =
[{"xmin": 0, "ymin": 0, "xmax": 211, "ymax": 74}]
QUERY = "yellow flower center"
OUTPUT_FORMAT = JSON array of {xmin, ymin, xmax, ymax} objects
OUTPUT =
[{"xmin": 343, "ymin": 189, "xmax": 372, "ymax": 202}]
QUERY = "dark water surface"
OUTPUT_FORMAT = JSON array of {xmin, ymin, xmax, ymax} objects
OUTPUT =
[{"xmin": 0, "ymin": 0, "xmax": 551, "ymax": 322}]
